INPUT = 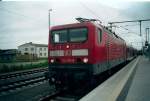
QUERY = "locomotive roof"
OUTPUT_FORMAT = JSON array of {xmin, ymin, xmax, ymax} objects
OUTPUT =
[
  {"xmin": 51, "ymin": 22, "xmax": 125, "ymax": 42},
  {"xmin": 50, "ymin": 22, "xmax": 94, "ymax": 30}
]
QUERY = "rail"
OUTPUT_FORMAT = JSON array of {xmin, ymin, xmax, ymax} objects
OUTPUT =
[
  {"xmin": 0, "ymin": 67, "xmax": 48, "ymax": 95},
  {"xmin": 0, "ymin": 67, "xmax": 48, "ymax": 79}
]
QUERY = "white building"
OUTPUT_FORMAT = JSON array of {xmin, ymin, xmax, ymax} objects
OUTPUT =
[{"xmin": 18, "ymin": 42, "xmax": 48, "ymax": 58}]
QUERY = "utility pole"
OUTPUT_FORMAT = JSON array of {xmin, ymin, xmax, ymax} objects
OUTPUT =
[
  {"xmin": 147, "ymin": 28, "xmax": 149, "ymax": 43},
  {"xmin": 139, "ymin": 21, "xmax": 142, "ymax": 36},
  {"xmin": 148, "ymin": 28, "xmax": 150, "ymax": 44},
  {"xmin": 145, "ymin": 28, "xmax": 150, "ymax": 59},
  {"xmin": 145, "ymin": 28, "xmax": 150, "ymax": 46}
]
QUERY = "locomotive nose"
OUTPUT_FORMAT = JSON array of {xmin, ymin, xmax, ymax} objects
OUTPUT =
[{"xmin": 49, "ymin": 48, "xmax": 89, "ymax": 64}]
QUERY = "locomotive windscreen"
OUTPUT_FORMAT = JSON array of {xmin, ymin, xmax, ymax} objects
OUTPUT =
[{"xmin": 51, "ymin": 28, "xmax": 87, "ymax": 43}]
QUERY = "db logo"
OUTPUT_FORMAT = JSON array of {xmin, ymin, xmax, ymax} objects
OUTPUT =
[{"xmin": 64, "ymin": 50, "xmax": 71, "ymax": 56}]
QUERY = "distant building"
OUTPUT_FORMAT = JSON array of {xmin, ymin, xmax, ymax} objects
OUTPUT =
[
  {"xmin": 18, "ymin": 42, "xmax": 48, "ymax": 58},
  {"xmin": 0, "ymin": 49, "xmax": 18, "ymax": 62}
]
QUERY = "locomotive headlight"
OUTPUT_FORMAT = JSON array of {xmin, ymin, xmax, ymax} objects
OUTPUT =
[
  {"xmin": 50, "ymin": 59, "xmax": 54, "ymax": 63},
  {"xmin": 83, "ymin": 58, "xmax": 88, "ymax": 63}
]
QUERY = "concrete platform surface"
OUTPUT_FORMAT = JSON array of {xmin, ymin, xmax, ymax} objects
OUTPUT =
[
  {"xmin": 125, "ymin": 56, "xmax": 150, "ymax": 101},
  {"xmin": 80, "ymin": 57, "xmax": 140, "ymax": 101}
]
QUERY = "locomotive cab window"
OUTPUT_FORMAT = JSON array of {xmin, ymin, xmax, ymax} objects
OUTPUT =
[
  {"xmin": 51, "ymin": 28, "xmax": 87, "ymax": 43},
  {"xmin": 51, "ymin": 30, "xmax": 67, "ymax": 43},
  {"xmin": 97, "ymin": 28, "xmax": 102, "ymax": 43},
  {"xmin": 69, "ymin": 28, "xmax": 87, "ymax": 42}
]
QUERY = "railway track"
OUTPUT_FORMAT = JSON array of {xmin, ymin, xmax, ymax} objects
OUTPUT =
[
  {"xmin": 39, "ymin": 91, "xmax": 82, "ymax": 101},
  {"xmin": 0, "ymin": 67, "xmax": 48, "ymax": 95},
  {"xmin": 0, "ymin": 67, "xmax": 48, "ymax": 80}
]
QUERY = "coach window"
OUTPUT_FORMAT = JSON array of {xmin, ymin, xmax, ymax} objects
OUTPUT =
[{"xmin": 97, "ymin": 28, "xmax": 102, "ymax": 43}]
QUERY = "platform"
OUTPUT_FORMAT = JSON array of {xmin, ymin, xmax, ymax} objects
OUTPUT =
[
  {"xmin": 125, "ymin": 56, "xmax": 150, "ymax": 101},
  {"xmin": 80, "ymin": 56, "xmax": 150, "ymax": 101}
]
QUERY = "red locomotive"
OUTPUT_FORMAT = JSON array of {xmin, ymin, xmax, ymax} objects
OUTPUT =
[{"xmin": 47, "ymin": 18, "xmax": 136, "ymax": 90}]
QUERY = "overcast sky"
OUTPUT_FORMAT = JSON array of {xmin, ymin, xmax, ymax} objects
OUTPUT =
[{"xmin": 0, "ymin": 0, "xmax": 150, "ymax": 50}]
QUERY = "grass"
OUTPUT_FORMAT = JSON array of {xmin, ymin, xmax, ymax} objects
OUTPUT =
[
  {"xmin": 0, "ymin": 60, "xmax": 48, "ymax": 74},
  {"xmin": 0, "ymin": 58, "xmax": 47, "ymax": 63}
]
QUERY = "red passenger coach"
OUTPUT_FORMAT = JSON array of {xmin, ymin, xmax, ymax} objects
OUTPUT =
[{"xmin": 47, "ymin": 18, "xmax": 127, "ymax": 90}]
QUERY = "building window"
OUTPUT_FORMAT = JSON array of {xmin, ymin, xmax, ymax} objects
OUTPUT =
[
  {"xmin": 31, "ymin": 48, "xmax": 34, "ymax": 51},
  {"xmin": 25, "ymin": 48, "xmax": 28, "ymax": 51},
  {"xmin": 40, "ymin": 53, "xmax": 42, "ymax": 56},
  {"xmin": 44, "ymin": 48, "xmax": 46, "ymax": 51},
  {"xmin": 40, "ymin": 48, "xmax": 42, "ymax": 51},
  {"xmin": 44, "ymin": 53, "xmax": 46, "ymax": 56}
]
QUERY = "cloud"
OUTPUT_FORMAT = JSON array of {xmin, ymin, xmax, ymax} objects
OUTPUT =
[{"xmin": 0, "ymin": 1, "xmax": 149, "ymax": 50}]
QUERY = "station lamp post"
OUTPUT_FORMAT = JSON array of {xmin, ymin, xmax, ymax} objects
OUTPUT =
[{"xmin": 48, "ymin": 9, "xmax": 52, "ymax": 29}]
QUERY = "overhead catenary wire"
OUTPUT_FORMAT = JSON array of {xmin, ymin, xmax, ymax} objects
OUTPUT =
[
  {"xmin": 123, "ymin": 23, "xmax": 140, "ymax": 27},
  {"xmin": 111, "ymin": 24, "xmax": 141, "ymax": 37},
  {"xmin": 78, "ymin": 1, "xmax": 103, "ymax": 24},
  {"xmin": 78, "ymin": 1, "xmax": 141, "ymax": 38}
]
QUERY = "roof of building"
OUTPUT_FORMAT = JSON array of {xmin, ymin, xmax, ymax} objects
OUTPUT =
[{"xmin": 18, "ymin": 42, "xmax": 48, "ymax": 47}]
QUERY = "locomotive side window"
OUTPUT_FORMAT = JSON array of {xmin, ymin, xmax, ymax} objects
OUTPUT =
[
  {"xmin": 51, "ymin": 30, "xmax": 67, "ymax": 43},
  {"xmin": 69, "ymin": 28, "xmax": 87, "ymax": 42},
  {"xmin": 97, "ymin": 28, "xmax": 102, "ymax": 43}
]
